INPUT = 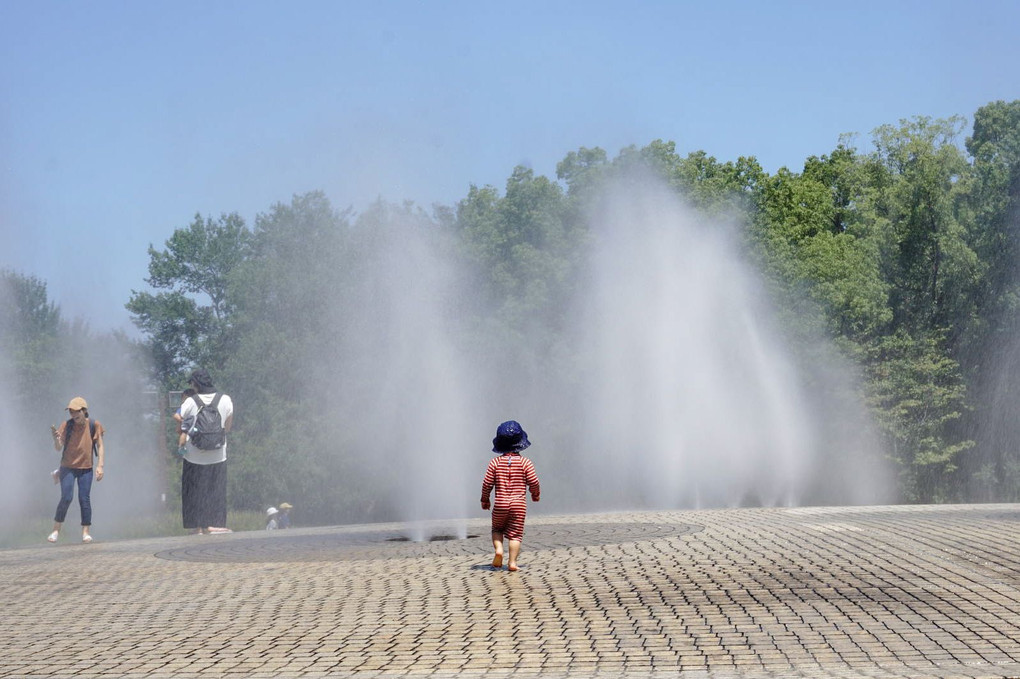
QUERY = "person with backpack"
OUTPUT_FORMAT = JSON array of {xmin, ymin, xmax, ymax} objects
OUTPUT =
[
  {"xmin": 177, "ymin": 369, "xmax": 234, "ymax": 535},
  {"xmin": 48, "ymin": 396, "xmax": 105, "ymax": 543}
]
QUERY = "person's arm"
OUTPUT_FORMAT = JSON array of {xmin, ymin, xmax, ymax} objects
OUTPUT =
[
  {"xmin": 481, "ymin": 461, "xmax": 495, "ymax": 510},
  {"xmin": 94, "ymin": 431, "xmax": 105, "ymax": 481},
  {"xmin": 526, "ymin": 460, "xmax": 540, "ymax": 501},
  {"xmin": 178, "ymin": 400, "xmax": 197, "ymax": 440},
  {"xmin": 222, "ymin": 394, "xmax": 234, "ymax": 432},
  {"xmin": 51, "ymin": 423, "xmax": 63, "ymax": 452}
]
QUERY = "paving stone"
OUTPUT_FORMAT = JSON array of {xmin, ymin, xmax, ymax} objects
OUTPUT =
[{"xmin": 3, "ymin": 505, "xmax": 1020, "ymax": 677}]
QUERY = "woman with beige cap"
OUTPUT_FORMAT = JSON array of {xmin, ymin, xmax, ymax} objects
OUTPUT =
[{"xmin": 48, "ymin": 396, "xmax": 105, "ymax": 543}]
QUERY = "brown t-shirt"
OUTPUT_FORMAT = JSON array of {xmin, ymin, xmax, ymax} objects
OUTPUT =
[{"xmin": 58, "ymin": 419, "xmax": 104, "ymax": 469}]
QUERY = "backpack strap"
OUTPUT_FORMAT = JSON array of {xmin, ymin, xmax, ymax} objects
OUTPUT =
[
  {"xmin": 190, "ymin": 393, "xmax": 222, "ymax": 412},
  {"xmin": 192, "ymin": 389, "xmax": 223, "ymax": 403},
  {"xmin": 61, "ymin": 418, "xmax": 74, "ymax": 454}
]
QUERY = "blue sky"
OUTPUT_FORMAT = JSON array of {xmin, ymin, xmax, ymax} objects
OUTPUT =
[{"xmin": 2, "ymin": 1, "xmax": 1018, "ymax": 331}]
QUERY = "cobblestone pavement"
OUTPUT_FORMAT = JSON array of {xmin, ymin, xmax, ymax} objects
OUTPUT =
[{"xmin": 3, "ymin": 504, "xmax": 1020, "ymax": 678}]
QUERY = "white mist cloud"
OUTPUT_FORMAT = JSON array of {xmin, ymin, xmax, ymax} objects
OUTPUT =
[
  {"xmin": 315, "ymin": 174, "xmax": 891, "ymax": 524},
  {"xmin": 315, "ymin": 209, "xmax": 485, "ymax": 535},
  {"xmin": 0, "ymin": 276, "xmax": 164, "ymax": 542},
  {"xmin": 554, "ymin": 171, "xmax": 890, "ymax": 510},
  {"xmin": 0, "ymin": 279, "xmax": 37, "ymax": 529}
]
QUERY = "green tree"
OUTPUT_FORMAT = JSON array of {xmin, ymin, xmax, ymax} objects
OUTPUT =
[
  {"xmin": 871, "ymin": 116, "xmax": 980, "ymax": 340},
  {"xmin": 0, "ymin": 270, "xmax": 62, "ymax": 389},
  {"xmin": 757, "ymin": 147, "xmax": 892, "ymax": 344},
  {"xmin": 748, "ymin": 125, "xmax": 981, "ymax": 500},
  {"xmin": 224, "ymin": 192, "xmax": 357, "ymax": 517},
  {"xmin": 606, "ymin": 140, "xmax": 765, "ymax": 215},
  {"xmin": 126, "ymin": 213, "xmax": 252, "ymax": 385},
  {"xmin": 556, "ymin": 146, "xmax": 609, "ymax": 197},
  {"xmin": 865, "ymin": 332, "xmax": 973, "ymax": 501},
  {"xmin": 965, "ymin": 100, "xmax": 1020, "ymax": 337},
  {"xmin": 455, "ymin": 166, "xmax": 581, "ymax": 347},
  {"xmin": 961, "ymin": 100, "xmax": 1020, "ymax": 499}
]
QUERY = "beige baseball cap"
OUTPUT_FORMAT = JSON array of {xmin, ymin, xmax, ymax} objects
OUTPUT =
[{"xmin": 66, "ymin": 397, "xmax": 88, "ymax": 411}]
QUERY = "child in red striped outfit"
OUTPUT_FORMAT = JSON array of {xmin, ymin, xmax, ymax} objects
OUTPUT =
[{"xmin": 481, "ymin": 420, "xmax": 540, "ymax": 571}]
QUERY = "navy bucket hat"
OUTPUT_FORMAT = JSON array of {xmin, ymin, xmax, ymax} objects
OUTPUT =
[{"xmin": 492, "ymin": 420, "xmax": 531, "ymax": 453}]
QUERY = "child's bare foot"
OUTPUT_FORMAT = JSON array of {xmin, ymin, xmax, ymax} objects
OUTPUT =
[
  {"xmin": 491, "ymin": 554, "xmax": 503, "ymax": 568},
  {"xmin": 507, "ymin": 564, "xmax": 519, "ymax": 572}
]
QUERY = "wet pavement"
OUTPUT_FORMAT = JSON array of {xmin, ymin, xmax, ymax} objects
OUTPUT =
[{"xmin": 3, "ymin": 504, "xmax": 1019, "ymax": 678}]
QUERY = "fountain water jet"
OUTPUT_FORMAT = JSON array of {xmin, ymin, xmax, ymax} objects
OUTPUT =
[
  {"xmin": 554, "ymin": 173, "xmax": 886, "ymax": 510},
  {"xmin": 321, "ymin": 206, "xmax": 482, "ymax": 538},
  {"xmin": 320, "ymin": 176, "xmax": 889, "ymax": 529}
]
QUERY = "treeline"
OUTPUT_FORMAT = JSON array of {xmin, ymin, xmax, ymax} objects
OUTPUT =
[{"xmin": 5, "ymin": 100, "xmax": 1018, "ymax": 523}]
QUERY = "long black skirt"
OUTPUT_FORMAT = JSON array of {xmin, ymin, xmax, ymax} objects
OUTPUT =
[{"xmin": 181, "ymin": 459, "xmax": 227, "ymax": 529}]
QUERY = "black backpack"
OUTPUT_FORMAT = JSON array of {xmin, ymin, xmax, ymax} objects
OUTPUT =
[
  {"xmin": 188, "ymin": 393, "xmax": 226, "ymax": 450},
  {"xmin": 63, "ymin": 418, "xmax": 99, "ymax": 457}
]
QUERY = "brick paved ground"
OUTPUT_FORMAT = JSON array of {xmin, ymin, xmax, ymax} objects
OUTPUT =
[{"xmin": 2, "ymin": 504, "xmax": 1019, "ymax": 678}]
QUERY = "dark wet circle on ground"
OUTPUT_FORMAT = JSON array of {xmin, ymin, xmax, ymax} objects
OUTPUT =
[{"xmin": 153, "ymin": 521, "xmax": 701, "ymax": 563}]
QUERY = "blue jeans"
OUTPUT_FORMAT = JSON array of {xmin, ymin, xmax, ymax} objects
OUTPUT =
[{"xmin": 54, "ymin": 467, "xmax": 93, "ymax": 525}]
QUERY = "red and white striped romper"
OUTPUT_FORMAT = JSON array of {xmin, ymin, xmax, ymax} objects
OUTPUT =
[{"xmin": 481, "ymin": 452, "xmax": 540, "ymax": 541}]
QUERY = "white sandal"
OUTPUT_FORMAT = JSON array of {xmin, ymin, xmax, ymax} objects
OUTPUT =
[
  {"xmin": 47, "ymin": 531, "xmax": 58, "ymax": 543},
  {"xmin": 82, "ymin": 534, "xmax": 93, "ymax": 543}
]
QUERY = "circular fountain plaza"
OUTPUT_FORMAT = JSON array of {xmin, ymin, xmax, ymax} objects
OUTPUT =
[{"xmin": 3, "ymin": 504, "xmax": 1020, "ymax": 678}]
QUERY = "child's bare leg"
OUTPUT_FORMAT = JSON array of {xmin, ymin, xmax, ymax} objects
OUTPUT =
[
  {"xmin": 491, "ymin": 531, "xmax": 504, "ymax": 568},
  {"xmin": 507, "ymin": 539, "xmax": 521, "ymax": 571}
]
